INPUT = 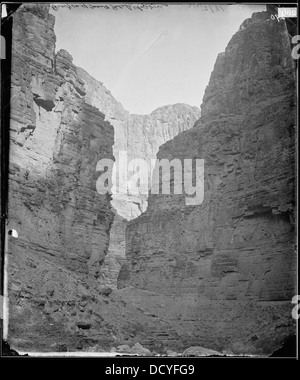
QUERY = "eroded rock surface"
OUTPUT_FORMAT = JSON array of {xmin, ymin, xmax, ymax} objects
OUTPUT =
[
  {"xmin": 121, "ymin": 11, "xmax": 296, "ymax": 355},
  {"xmin": 77, "ymin": 65, "xmax": 201, "ymax": 220},
  {"xmin": 7, "ymin": 4, "xmax": 116, "ymax": 351},
  {"xmin": 6, "ymin": 4, "xmax": 200, "ymax": 351},
  {"xmin": 77, "ymin": 59, "xmax": 201, "ymax": 289},
  {"xmin": 6, "ymin": 5, "xmax": 296, "ymax": 356},
  {"xmin": 9, "ymin": 5, "xmax": 114, "ymax": 279}
]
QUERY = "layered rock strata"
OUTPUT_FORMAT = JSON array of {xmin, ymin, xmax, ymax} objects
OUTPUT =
[
  {"xmin": 7, "ymin": 4, "xmax": 296, "ymax": 356},
  {"xmin": 121, "ymin": 11, "xmax": 297, "ymax": 355},
  {"xmin": 9, "ymin": 5, "xmax": 114, "ymax": 278},
  {"xmin": 77, "ymin": 64, "xmax": 201, "ymax": 289},
  {"xmin": 6, "ymin": 4, "xmax": 200, "ymax": 351},
  {"xmin": 77, "ymin": 66, "xmax": 201, "ymax": 220},
  {"xmin": 7, "ymin": 4, "xmax": 116, "ymax": 351}
]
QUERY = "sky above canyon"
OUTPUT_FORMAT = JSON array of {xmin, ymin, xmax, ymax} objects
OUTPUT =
[{"xmin": 50, "ymin": 3, "xmax": 266, "ymax": 115}]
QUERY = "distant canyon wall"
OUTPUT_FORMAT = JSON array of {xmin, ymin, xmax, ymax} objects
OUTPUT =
[
  {"xmin": 77, "ymin": 69, "xmax": 201, "ymax": 221},
  {"xmin": 77, "ymin": 56, "xmax": 201, "ymax": 289}
]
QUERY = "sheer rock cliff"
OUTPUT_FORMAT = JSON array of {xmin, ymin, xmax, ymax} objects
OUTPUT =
[
  {"xmin": 76, "ymin": 57, "xmax": 201, "ymax": 290},
  {"xmin": 6, "ymin": 4, "xmax": 200, "ymax": 351},
  {"xmin": 120, "ymin": 11, "xmax": 296, "ymax": 355},
  {"xmin": 6, "ymin": 5, "xmax": 296, "ymax": 355}
]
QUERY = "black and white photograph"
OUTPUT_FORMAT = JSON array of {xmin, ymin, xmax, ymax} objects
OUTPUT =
[{"xmin": 0, "ymin": 2, "xmax": 298, "ymax": 360}]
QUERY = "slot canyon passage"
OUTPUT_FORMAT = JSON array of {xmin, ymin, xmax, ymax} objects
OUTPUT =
[{"xmin": 4, "ymin": 4, "xmax": 297, "ymax": 356}]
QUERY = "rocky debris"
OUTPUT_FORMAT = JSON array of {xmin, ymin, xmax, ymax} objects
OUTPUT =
[
  {"xmin": 98, "ymin": 287, "xmax": 113, "ymax": 296},
  {"xmin": 76, "ymin": 322, "xmax": 91, "ymax": 330},
  {"xmin": 116, "ymin": 344, "xmax": 131, "ymax": 353},
  {"xmin": 182, "ymin": 346, "xmax": 223, "ymax": 357},
  {"xmin": 52, "ymin": 343, "xmax": 68, "ymax": 352},
  {"xmin": 86, "ymin": 344, "xmax": 105, "ymax": 352},
  {"xmin": 166, "ymin": 349, "xmax": 180, "ymax": 357},
  {"xmin": 129, "ymin": 342, "xmax": 152, "ymax": 356},
  {"xmin": 6, "ymin": 225, "xmax": 174, "ymax": 353},
  {"xmin": 121, "ymin": 10, "xmax": 296, "ymax": 355}
]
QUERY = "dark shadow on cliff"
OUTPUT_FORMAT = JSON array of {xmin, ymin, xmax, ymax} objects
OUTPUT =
[
  {"xmin": 269, "ymin": 335, "xmax": 297, "ymax": 357},
  {"xmin": 1, "ymin": 339, "xmax": 21, "ymax": 356}
]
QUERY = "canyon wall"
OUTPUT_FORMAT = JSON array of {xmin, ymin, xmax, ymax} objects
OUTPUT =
[
  {"xmin": 7, "ymin": 4, "xmax": 296, "ymax": 355},
  {"xmin": 6, "ymin": 4, "xmax": 200, "ymax": 351},
  {"xmin": 77, "ymin": 60, "xmax": 201, "ymax": 289},
  {"xmin": 77, "ymin": 67, "xmax": 201, "ymax": 220},
  {"xmin": 8, "ymin": 5, "xmax": 115, "ymax": 278},
  {"xmin": 74, "ymin": 68, "xmax": 201, "ymax": 288},
  {"xmin": 121, "ymin": 11, "xmax": 297, "ymax": 355},
  {"xmin": 7, "ymin": 4, "xmax": 120, "ymax": 350}
]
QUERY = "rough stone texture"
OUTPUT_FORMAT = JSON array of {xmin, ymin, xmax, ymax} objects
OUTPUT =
[
  {"xmin": 182, "ymin": 346, "xmax": 222, "ymax": 357},
  {"xmin": 129, "ymin": 342, "xmax": 152, "ymax": 356},
  {"xmin": 98, "ymin": 210, "xmax": 127, "ymax": 289},
  {"xmin": 77, "ymin": 55, "xmax": 201, "ymax": 289},
  {"xmin": 9, "ymin": 5, "xmax": 114, "ymax": 278},
  {"xmin": 7, "ymin": 5, "xmax": 296, "ymax": 356},
  {"xmin": 121, "ymin": 11, "xmax": 296, "ymax": 355},
  {"xmin": 7, "ymin": 4, "xmax": 118, "ymax": 351},
  {"xmin": 104, "ymin": 105, "xmax": 201, "ymax": 288},
  {"xmin": 6, "ymin": 4, "xmax": 201, "ymax": 351},
  {"xmin": 76, "ymin": 66, "xmax": 201, "ymax": 220},
  {"xmin": 123, "ymin": 104, "xmax": 202, "ymax": 217}
]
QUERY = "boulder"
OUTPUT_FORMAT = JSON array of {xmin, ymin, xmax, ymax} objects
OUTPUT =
[
  {"xmin": 116, "ymin": 344, "xmax": 131, "ymax": 353},
  {"xmin": 129, "ymin": 342, "xmax": 152, "ymax": 356},
  {"xmin": 183, "ymin": 346, "xmax": 222, "ymax": 357}
]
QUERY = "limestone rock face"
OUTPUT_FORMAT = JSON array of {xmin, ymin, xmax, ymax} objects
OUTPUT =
[
  {"xmin": 7, "ymin": 4, "xmax": 119, "ymax": 351},
  {"xmin": 99, "ymin": 210, "xmax": 127, "ymax": 289},
  {"xmin": 77, "ymin": 69, "xmax": 201, "ymax": 221},
  {"xmin": 105, "ymin": 104, "xmax": 201, "ymax": 288},
  {"xmin": 6, "ymin": 4, "xmax": 201, "ymax": 351},
  {"xmin": 121, "ymin": 11, "xmax": 296, "ymax": 355},
  {"xmin": 7, "ymin": 5, "xmax": 296, "ymax": 356},
  {"xmin": 77, "ymin": 67, "xmax": 201, "ymax": 289},
  {"xmin": 9, "ymin": 4, "xmax": 114, "ymax": 278}
]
